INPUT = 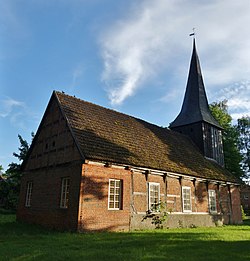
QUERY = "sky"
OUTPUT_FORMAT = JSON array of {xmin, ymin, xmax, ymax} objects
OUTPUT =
[{"xmin": 0, "ymin": 0, "xmax": 250, "ymax": 171}]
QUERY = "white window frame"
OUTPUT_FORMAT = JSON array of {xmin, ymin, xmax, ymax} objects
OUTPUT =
[
  {"xmin": 60, "ymin": 177, "xmax": 70, "ymax": 208},
  {"xmin": 108, "ymin": 179, "xmax": 122, "ymax": 210},
  {"xmin": 208, "ymin": 189, "xmax": 217, "ymax": 213},
  {"xmin": 182, "ymin": 186, "xmax": 192, "ymax": 212},
  {"xmin": 148, "ymin": 182, "xmax": 160, "ymax": 212},
  {"xmin": 25, "ymin": 181, "xmax": 33, "ymax": 207}
]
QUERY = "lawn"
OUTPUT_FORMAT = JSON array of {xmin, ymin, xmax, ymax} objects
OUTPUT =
[{"xmin": 0, "ymin": 211, "xmax": 250, "ymax": 261}]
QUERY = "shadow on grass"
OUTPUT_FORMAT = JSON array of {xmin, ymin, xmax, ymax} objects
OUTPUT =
[
  {"xmin": 0, "ymin": 213, "xmax": 54, "ymax": 236},
  {"xmin": 243, "ymin": 218, "xmax": 250, "ymax": 226},
  {"xmin": 0, "ymin": 208, "xmax": 16, "ymax": 215},
  {"xmin": 0, "ymin": 214, "xmax": 250, "ymax": 261}
]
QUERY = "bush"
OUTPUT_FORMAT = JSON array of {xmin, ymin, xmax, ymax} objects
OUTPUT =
[{"xmin": 142, "ymin": 202, "xmax": 169, "ymax": 229}]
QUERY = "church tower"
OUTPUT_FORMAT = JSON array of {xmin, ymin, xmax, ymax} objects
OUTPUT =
[{"xmin": 169, "ymin": 39, "xmax": 224, "ymax": 166}]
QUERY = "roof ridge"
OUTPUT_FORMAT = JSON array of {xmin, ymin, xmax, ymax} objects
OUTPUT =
[{"xmin": 54, "ymin": 90, "xmax": 170, "ymax": 131}]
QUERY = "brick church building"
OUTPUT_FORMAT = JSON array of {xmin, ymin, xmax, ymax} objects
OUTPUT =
[{"xmin": 17, "ymin": 40, "xmax": 242, "ymax": 231}]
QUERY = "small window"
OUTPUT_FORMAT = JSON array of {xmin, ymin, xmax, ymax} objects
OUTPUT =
[
  {"xmin": 108, "ymin": 179, "xmax": 122, "ymax": 210},
  {"xmin": 60, "ymin": 178, "xmax": 70, "ymax": 208},
  {"xmin": 208, "ymin": 190, "xmax": 217, "ymax": 213},
  {"xmin": 182, "ymin": 186, "xmax": 192, "ymax": 212},
  {"xmin": 25, "ymin": 182, "xmax": 33, "ymax": 207},
  {"xmin": 148, "ymin": 183, "xmax": 160, "ymax": 212},
  {"xmin": 244, "ymin": 195, "xmax": 249, "ymax": 200}
]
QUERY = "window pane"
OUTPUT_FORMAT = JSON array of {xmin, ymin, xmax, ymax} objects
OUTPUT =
[
  {"xmin": 209, "ymin": 190, "xmax": 217, "ymax": 213},
  {"xmin": 108, "ymin": 179, "xmax": 122, "ymax": 210},
  {"xmin": 60, "ymin": 178, "xmax": 70, "ymax": 208},
  {"xmin": 182, "ymin": 187, "xmax": 191, "ymax": 212},
  {"xmin": 148, "ymin": 183, "xmax": 160, "ymax": 211},
  {"xmin": 110, "ymin": 194, "xmax": 114, "ymax": 201},
  {"xmin": 25, "ymin": 182, "xmax": 33, "ymax": 207}
]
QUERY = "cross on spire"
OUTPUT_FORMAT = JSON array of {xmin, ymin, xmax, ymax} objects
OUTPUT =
[{"xmin": 189, "ymin": 28, "xmax": 196, "ymax": 38}]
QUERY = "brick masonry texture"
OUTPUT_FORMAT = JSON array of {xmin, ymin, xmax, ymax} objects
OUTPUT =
[{"xmin": 78, "ymin": 164, "xmax": 131, "ymax": 231}]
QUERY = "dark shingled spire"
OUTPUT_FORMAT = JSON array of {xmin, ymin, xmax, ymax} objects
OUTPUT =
[{"xmin": 170, "ymin": 39, "xmax": 221, "ymax": 129}]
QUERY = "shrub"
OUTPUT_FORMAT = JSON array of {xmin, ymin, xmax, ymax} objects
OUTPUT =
[{"xmin": 142, "ymin": 202, "xmax": 169, "ymax": 229}]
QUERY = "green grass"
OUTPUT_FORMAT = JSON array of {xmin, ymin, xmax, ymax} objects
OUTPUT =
[{"xmin": 0, "ymin": 213, "xmax": 250, "ymax": 261}]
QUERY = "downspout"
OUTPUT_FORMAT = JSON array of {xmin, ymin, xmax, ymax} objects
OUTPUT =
[
  {"xmin": 129, "ymin": 169, "xmax": 135, "ymax": 231},
  {"xmin": 227, "ymin": 184, "xmax": 233, "ymax": 224}
]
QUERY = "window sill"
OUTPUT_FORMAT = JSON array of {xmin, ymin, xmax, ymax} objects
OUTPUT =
[{"xmin": 183, "ymin": 210, "xmax": 192, "ymax": 213}]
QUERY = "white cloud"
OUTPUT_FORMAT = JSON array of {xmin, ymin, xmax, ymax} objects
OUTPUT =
[
  {"xmin": 100, "ymin": 0, "xmax": 250, "ymax": 106},
  {"xmin": 0, "ymin": 97, "xmax": 25, "ymax": 118},
  {"xmin": 69, "ymin": 64, "xmax": 85, "ymax": 91},
  {"xmin": 210, "ymin": 80, "xmax": 250, "ymax": 120},
  {"xmin": 159, "ymin": 88, "xmax": 183, "ymax": 103},
  {"xmin": 0, "ymin": 96, "xmax": 39, "ymax": 129}
]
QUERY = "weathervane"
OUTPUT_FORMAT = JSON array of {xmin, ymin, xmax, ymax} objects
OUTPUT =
[{"xmin": 189, "ymin": 28, "xmax": 196, "ymax": 38}]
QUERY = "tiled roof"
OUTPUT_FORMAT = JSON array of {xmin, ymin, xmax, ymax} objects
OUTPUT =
[{"xmin": 55, "ymin": 91, "xmax": 237, "ymax": 183}]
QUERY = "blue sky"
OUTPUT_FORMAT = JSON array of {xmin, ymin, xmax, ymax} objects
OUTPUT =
[{"xmin": 1, "ymin": 0, "xmax": 250, "ymax": 171}]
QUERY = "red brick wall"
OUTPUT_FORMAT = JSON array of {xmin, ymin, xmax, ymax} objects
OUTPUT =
[
  {"xmin": 167, "ymin": 177, "xmax": 182, "ymax": 212},
  {"xmin": 219, "ymin": 185, "xmax": 230, "ymax": 223},
  {"xmin": 17, "ymin": 96, "xmax": 83, "ymax": 231},
  {"xmin": 241, "ymin": 185, "xmax": 250, "ymax": 214},
  {"xmin": 231, "ymin": 185, "xmax": 242, "ymax": 223},
  {"xmin": 130, "ymin": 173, "xmax": 242, "ymax": 229},
  {"xmin": 132, "ymin": 172, "xmax": 166, "ymax": 213},
  {"xmin": 78, "ymin": 164, "xmax": 131, "ymax": 231},
  {"xmin": 195, "ymin": 182, "xmax": 208, "ymax": 212},
  {"xmin": 17, "ymin": 162, "xmax": 82, "ymax": 231}
]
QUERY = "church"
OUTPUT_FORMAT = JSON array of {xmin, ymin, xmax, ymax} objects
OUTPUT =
[{"xmin": 17, "ymin": 40, "xmax": 242, "ymax": 231}]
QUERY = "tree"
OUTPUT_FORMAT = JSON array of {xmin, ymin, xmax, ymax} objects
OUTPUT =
[
  {"xmin": 237, "ymin": 116, "xmax": 250, "ymax": 180},
  {"xmin": 210, "ymin": 100, "xmax": 244, "ymax": 180},
  {"xmin": 6, "ymin": 134, "xmax": 31, "ymax": 183},
  {"xmin": 0, "ymin": 166, "xmax": 8, "ymax": 207},
  {"xmin": 1, "ymin": 133, "xmax": 33, "ymax": 209}
]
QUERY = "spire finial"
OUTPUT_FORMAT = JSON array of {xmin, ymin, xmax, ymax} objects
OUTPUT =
[{"xmin": 189, "ymin": 28, "xmax": 196, "ymax": 38}]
